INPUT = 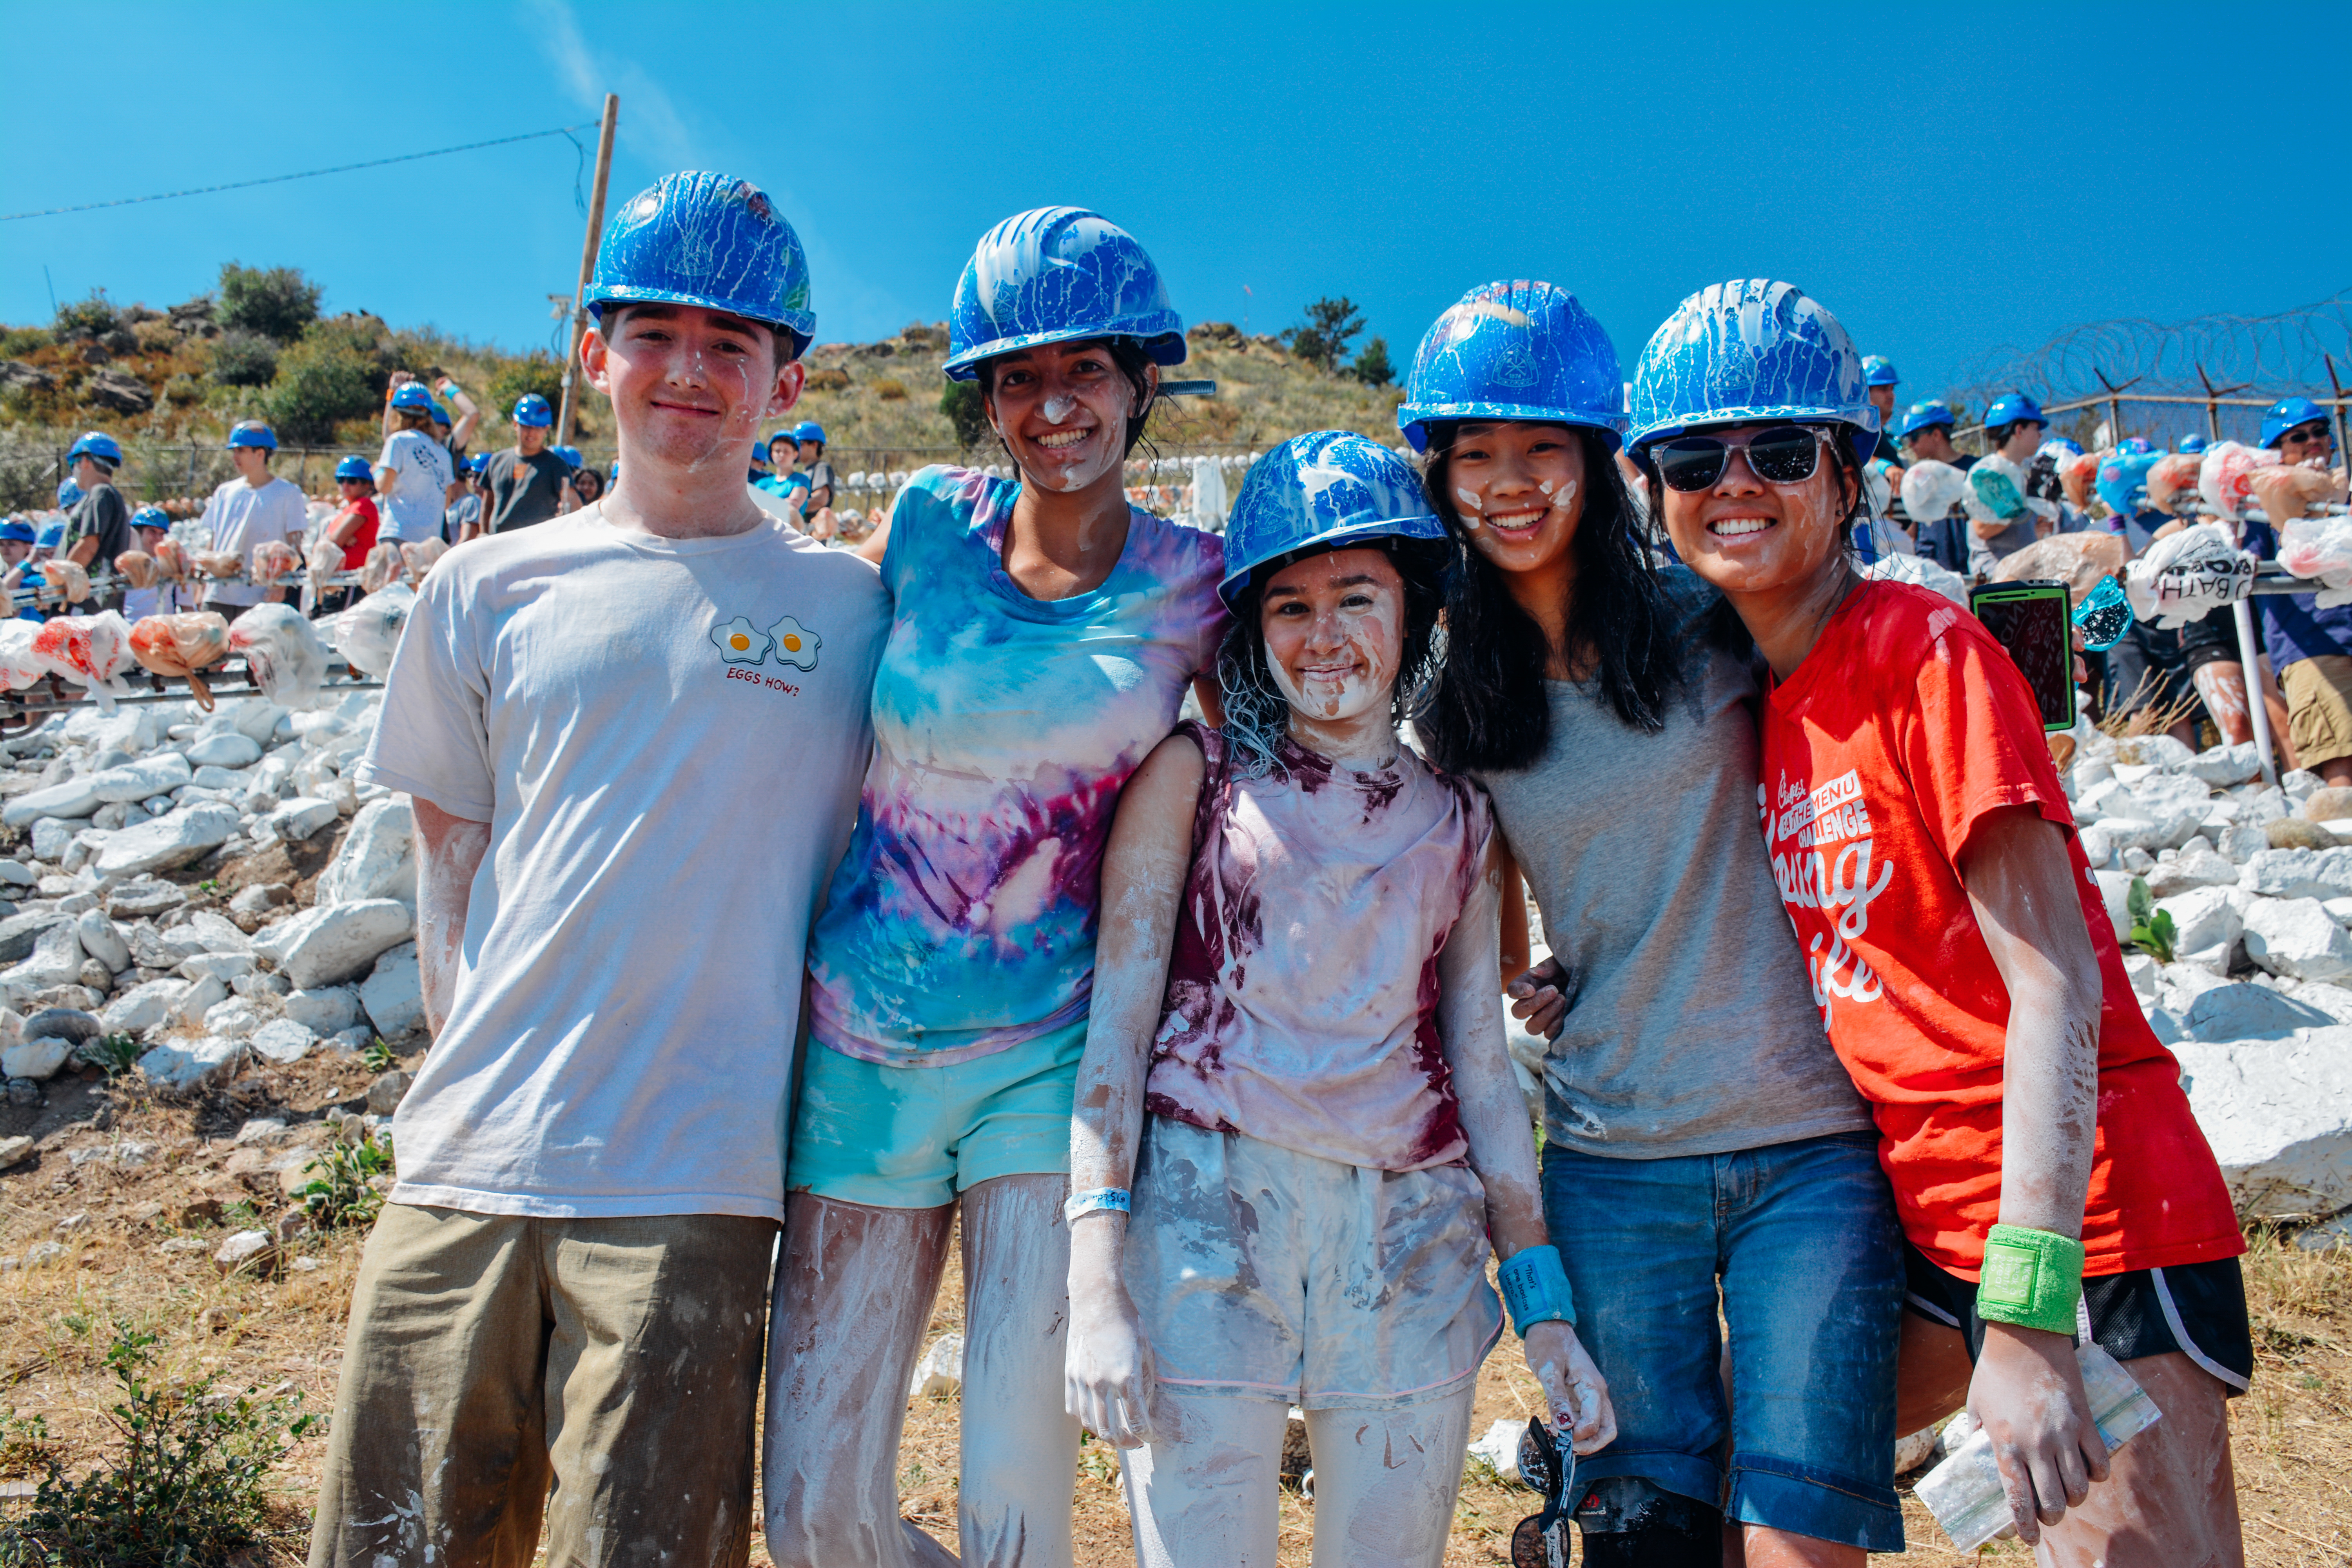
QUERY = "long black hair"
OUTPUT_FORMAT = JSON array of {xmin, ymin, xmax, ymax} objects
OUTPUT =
[{"xmin": 1414, "ymin": 423, "xmax": 1686, "ymax": 773}]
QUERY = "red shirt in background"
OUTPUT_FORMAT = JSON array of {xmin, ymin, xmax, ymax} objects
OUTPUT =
[
  {"xmin": 337, "ymin": 496, "xmax": 380, "ymax": 572},
  {"xmin": 1760, "ymin": 578, "xmax": 2242, "ymax": 1279}
]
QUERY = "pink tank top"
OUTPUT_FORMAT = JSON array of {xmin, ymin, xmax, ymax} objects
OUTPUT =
[{"xmin": 1145, "ymin": 721, "xmax": 1494, "ymax": 1171}]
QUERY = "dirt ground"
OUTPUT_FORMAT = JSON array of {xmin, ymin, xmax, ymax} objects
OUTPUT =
[{"xmin": 0, "ymin": 1055, "xmax": 2343, "ymax": 1568}]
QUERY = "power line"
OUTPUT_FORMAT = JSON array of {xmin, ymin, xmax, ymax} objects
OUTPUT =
[{"xmin": 0, "ymin": 123, "xmax": 601, "ymax": 223}]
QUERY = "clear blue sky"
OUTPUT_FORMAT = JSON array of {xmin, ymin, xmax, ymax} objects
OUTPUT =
[{"xmin": 6, "ymin": 0, "xmax": 2349, "ymax": 412}]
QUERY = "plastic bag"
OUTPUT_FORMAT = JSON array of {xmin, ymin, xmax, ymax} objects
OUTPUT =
[
  {"xmin": 249, "ymin": 539, "xmax": 302, "ymax": 588},
  {"xmin": 29, "ymin": 611, "xmax": 134, "ymax": 711},
  {"xmin": 1963, "ymin": 455, "xmax": 2030, "ymax": 523},
  {"xmin": 1863, "ymin": 550, "xmax": 1970, "ymax": 606},
  {"xmin": 193, "ymin": 550, "xmax": 246, "ymax": 581},
  {"xmin": 151, "ymin": 538, "xmax": 190, "ymax": 582},
  {"xmin": 2248, "ymin": 465, "xmax": 2338, "ymax": 523},
  {"xmin": 358, "ymin": 541, "xmax": 402, "ymax": 595},
  {"xmin": 2198, "ymin": 441, "xmax": 2279, "ymax": 521},
  {"xmin": 226, "ymin": 602, "xmax": 330, "ymax": 710},
  {"xmin": 401, "ymin": 538, "xmax": 449, "ymax": 585},
  {"xmin": 305, "ymin": 538, "xmax": 343, "ymax": 598},
  {"xmin": 128, "ymin": 611, "xmax": 232, "ymax": 710},
  {"xmin": 114, "ymin": 550, "xmax": 157, "ymax": 590},
  {"xmin": 2060, "ymin": 449, "xmax": 2102, "ymax": 510},
  {"xmin": 2124, "ymin": 521, "xmax": 2257, "ymax": 629},
  {"xmin": 1902, "ymin": 461, "xmax": 1969, "ymax": 525},
  {"xmin": 0, "ymin": 621, "xmax": 45, "ymax": 691},
  {"xmin": 1990, "ymin": 532, "xmax": 2128, "ymax": 602},
  {"xmin": 43, "ymin": 560, "xmax": 90, "ymax": 607},
  {"xmin": 332, "ymin": 581, "xmax": 415, "ymax": 677},
  {"xmin": 2147, "ymin": 453, "xmax": 2205, "ymax": 515}
]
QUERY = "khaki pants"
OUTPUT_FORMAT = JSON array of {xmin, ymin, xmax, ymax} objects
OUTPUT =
[
  {"xmin": 2284, "ymin": 654, "xmax": 2352, "ymax": 771},
  {"xmin": 308, "ymin": 1203, "xmax": 778, "ymax": 1568}
]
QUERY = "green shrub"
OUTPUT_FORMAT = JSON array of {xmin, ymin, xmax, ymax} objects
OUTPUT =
[
  {"xmin": 216, "ymin": 262, "xmax": 321, "ymax": 343},
  {"xmin": 0, "ymin": 1326, "xmax": 316, "ymax": 1565},
  {"xmin": 261, "ymin": 335, "xmax": 378, "ymax": 443},
  {"xmin": 52, "ymin": 290, "xmax": 116, "ymax": 340},
  {"xmin": 204, "ymin": 329, "xmax": 278, "ymax": 388},
  {"xmin": 486, "ymin": 353, "xmax": 566, "ymax": 428},
  {"xmin": 1350, "ymin": 336, "xmax": 1394, "ymax": 388},
  {"xmin": 299, "ymin": 1123, "xmax": 394, "ymax": 1230},
  {"xmin": 0, "ymin": 327, "xmax": 51, "ymax": 359},
  {"xmin": 2125, "ymin": 876, "xmax": 2176, "ymax": 963},
  {"xmin": 940, "ymin": 379, "xmax": 988, "ymax": 450}
]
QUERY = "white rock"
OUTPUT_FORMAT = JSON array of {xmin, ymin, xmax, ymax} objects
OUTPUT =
[
  {"xmin": 2294, "ymin": 1213, "xmax": 2352, "ymax": 1252},
  {"xmin": 2144, "ymin": 844, "xmax": 2239, "ymax": 900},
  {"xmin": 2184, "ymin": 983, "xmax": 2337, "ymax": 1042},
  {"xmin": 2218, "ymin": 825, "xmax": 2272, "ymax": 865},
  {"xmin": 249, "ymin": 1017, "xmax": 316, "ymax": 1065},
  {"xmin": 908, "ymin": 1331, "xmax": 964, "ymax": 1398},
  {"xmin": 2176, "ymin": 1028, "xmax": 2352, "ymax": 1218},
  {"xmin": 326, "ymin": 1025, "xmax": 373, "ymax": 1055},
  {"xmin": 2288, "ymin": 982, "xmax": 2352, "ymax": 1024},
  {"xmin": 2185, "ymin": 742, "xmax": 2263, "ymax": 788},
  {"xmin": 187, "ymin": 732, "xmax": 263, "ymax": 769},
  {"xmin": 221, "ymin": 698, "xmax": 286, "ymax": 745},
  {"xmin": 1895, "ymin": 1425, "xmax": 1943, "ymax": 1475},
  {"xmin": 358, "ymin": 942, "xmax": 423, "ymax": 1038},
  {"xmin": 316, "ymin": 798, "xmax": 415, "ymax": 907},
  {"xmin": 179, "ymin": 951, "xmax": 255, "ymax": 983},
  {"xmin": 182, "ymin": 911, "xmax": 252, "ymax": 954},
  {"xmin": 283, "ymin": 985, "xmax": 361, "ymax": 1035},
  {"xmin": 2239, "ymin": 847, "xmax": 2352, "ymax": 902},
  {"xmin": 87, "ymin": 752, "xmax": 192, "ymax": 805},
  {"xmin": 72, "ymin": 909, "xmax": 128, "ymax": 973},
  {"xmin": 92, "ymin": 802, "xmax": 242, "ymax": 878},
  {"xmin": 232, "ymin": 969, "xmax": 289, "ymax": 1000},
  {"xmin": 170, "ymin": 973, "xmax": 229, "ymax": 1028},
  {"xmin": 0, "ymin": 922, "xmax": 84, "ymax": 991},
  {"xmin": 2077, "ymin": 825, "xmax": 2116, "ymax": 870},
  {"xmin": 2243, "ymin": 897, "xmax": 2352, "ymax": 982},
  {"xmin": 0, "ymin": 1036, "xmax": 71, "ymax": 1080},
  {"xmin": 213, "ymin": 1229, "xmax": 274, "ymax": 1273},
  {"xmin": 2100, "ymin": 817, "xmax": 2167, "ymax": 853},
  {"xmin": 2154, "ymin": 886, "xmax": 2243, "ymax": 956},
  {"xmin": 234, "ymin": 1116, "xmax": 288, "ymax": 1145},
  {"xmin": 253, "ymin": 900, "xmax": 414, "ymax": 989},
  {"xmin": 2240, "ymin": 787, "xmax": 2288, "ymax": 827},
  {"xmin": 2285, "ymin": 768, "xmax": 2321, "ymax": 803},
  {"xmin": 1467, "ymin": 1418, "xmax": 1524, "ymax": 1483},
  {"xmin": 2157, "ymin": 962, "xmax": 2236, "ymax": 1017},
  {"xmin": 101, "ymin": 978, "xmax": 185, "ymax": 1035},
  {"xmin": 2091, "ymin": 871, "xmax": 2138, "ymax": 944},
  {"xmin": 2122, "ymin": 953, "xmax": 2159, "ymax": 1001},
  {"xmin": 28, "ymin": 819, "xmax": 73, "ymax": 860},
  {"xmin": 137, "ymin": 1034, "xmax": 241, "ymax": 1092},
  {"xmin": 2074, "ymin": 777, "xmax": 2132, "ymax": 818},
  {"xmin": 2118, "ymin": 735, "xmax": 2196, "ymax": 771},
  {"xmin": 2, "ymin": 777, "xmax": 103, "ymax": 828},
  {"xmin": 266, "ymin": 796, "xmax": 339, "ymax": 844}
]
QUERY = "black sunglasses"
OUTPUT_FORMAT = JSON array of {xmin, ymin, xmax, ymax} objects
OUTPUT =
[
  {"xmin": 2284, "ymin": 425, "xmax": 2333, "ymax": 446},
  {"xmin": 1655, "ymin": 425, "xmax": 1829, "ymax": 492}
]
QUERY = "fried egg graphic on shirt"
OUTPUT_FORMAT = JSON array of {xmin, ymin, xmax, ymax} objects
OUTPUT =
[
  {"xmin": 769, "ymin": 615, "xmax": 820, "ymax": 671},
  {"xmin": 711, "ymin": 615, "xmax": 771, "ymax": 665}
]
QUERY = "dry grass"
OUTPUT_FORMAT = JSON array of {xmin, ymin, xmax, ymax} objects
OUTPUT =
[{"xmin": 4, "ymin": 1070, "xmax": 2343, "ymax": 1568}]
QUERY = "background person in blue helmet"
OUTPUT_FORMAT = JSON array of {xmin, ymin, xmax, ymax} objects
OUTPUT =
[
  {"xmin": 374, "ymin": 382, "xmax": 456, "ymax": 545},
  {"xmin": 1962, "ymin": 392, "xmax": 2054, "ymax": 575},
  {"xmin": 196, "ymin": 421, "xmax": 306, "ymax": 621},
  {"xmin": 1861, "ymin": 355, "xmax": 1901, "ymax": 461},
  {"xmin": 1632, "ymin": 280, "xmax": 2250, "ymax": 1567},
  {"xmin": 1065, "ymin": 432, "xmax": 1615, "ymax": 1568},
  {"xmin": 318, "ymin": 457, "xmax": 380, "ymax": 615},
  {"xmin": 0, "ymin": 521, "xmax": 40, "ymax": 621},
  {"xmin": 1895, "ymin": 401, "xmax": 1975, "ymax": 573},
  {"xmin": 443, "ymin": 452, "xmax": 486, "ymax": 542},
  {"xmin": 477, "ymin": 392, "xmax": 575, "ymax": 535},
  {"xmin": 766, "ymin": 207, "xmax": 1226, "ymax": 1568},
  {"xmin": 1408, "ymin": 280, "xmax": 1900, "ymax": 1564},
  {"xmin": 310, "ymin": 170, "xmax": 888, "ymax": 1567},
  {"xmin": 122, "ymin": 506, "xmax": 181, "ymax": 619},
  {"xmin": 2241, "ymin": 396, "xmax": 2352, "ymax": 787},
  {"xmin": 59, "ymin": 430, "xmax": 131, "ymax": 609}
]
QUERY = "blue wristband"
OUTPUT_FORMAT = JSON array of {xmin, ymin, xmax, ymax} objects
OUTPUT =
[
  {"xmin": 1063, "ymin": 1187, "xmax": 1131, "ymax": 1226},
  {"xmin": 1497, "ymin": 1244, "xmax": 1576, "ymax": 1335}
]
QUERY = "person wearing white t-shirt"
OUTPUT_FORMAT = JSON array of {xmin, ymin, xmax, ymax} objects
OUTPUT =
[
  {"xmin": 375, "ymin": 383, "xmax": 456, "ymax": 543},
  {"xmin": 196, "ymin": 421, "xmax": 307, "ymax": 620},
  {"xmin": 308, "ymin": 172, "xmax": 887, "ymax": 1567}
]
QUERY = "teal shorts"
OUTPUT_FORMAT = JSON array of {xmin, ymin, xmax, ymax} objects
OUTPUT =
[{"xmin": 787, "ymin": 1022, "xmax": 1085, "ymax": 1209}]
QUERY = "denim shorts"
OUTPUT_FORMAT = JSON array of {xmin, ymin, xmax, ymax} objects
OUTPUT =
[
  {"xmin": 1541, "ymin": 1129, "xmax": 1906, "ymax": 1553},
  {"xmin": 785, "ymin": 1021, "xmax": 1084, "ymax": 1209}
]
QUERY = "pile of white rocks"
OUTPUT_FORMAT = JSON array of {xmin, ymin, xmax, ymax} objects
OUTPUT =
[
  {"xmin": 2067, "ymin": 728, "xmax": 2352, "ymax": 1246},
  {"xmin": 0, "ymin": 690, "xmax": 421, "ymax": 1100}
]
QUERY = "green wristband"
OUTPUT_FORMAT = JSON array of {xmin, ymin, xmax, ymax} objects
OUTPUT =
[{"xmin": 1975, "ymin": 1224, "xmax": 2085, "ymax": 1336}]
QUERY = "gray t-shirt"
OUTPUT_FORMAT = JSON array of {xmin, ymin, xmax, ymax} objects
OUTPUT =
[{"xmin": 1476, "ymin": 572, "xmax": 1871, "ymax": 1158}]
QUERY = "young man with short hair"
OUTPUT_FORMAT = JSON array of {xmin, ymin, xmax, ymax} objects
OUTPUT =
[
  {"xmin": 473, "ymin": 393, "xmax": 575, "ymax": 538},
  {"xmin": 309, "ymin": 171, "xmax": 890, "ymax": 1566},
  {"xmin": 60, "ymin": 431, "xmax": 132, "ymax": 609},
  {"xmin": 196, "ymin": 421, "xmax": 306, "ymax": 621}
]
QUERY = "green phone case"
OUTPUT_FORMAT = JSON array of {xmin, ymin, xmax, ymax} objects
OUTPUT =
[{"xmin": 1969, "ymin": 579, "xmax": 2076, "ymax": 733}]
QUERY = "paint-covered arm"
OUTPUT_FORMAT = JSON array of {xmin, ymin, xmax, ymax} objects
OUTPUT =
[
  {"xmin": 413, "ymin": 796, "xmax": 491, "ymax": 1040},
  {"xmin": 1441, "ymin": 833, "xmax": 1614, "ymax": 1453},
  {"xmin": 1958, "ymin": 802, "xmax": 2112, "ymax": 1543},
  {"xmin": 1064, "ymin": 730, "xmax": 1203, "ymax": 1449}
]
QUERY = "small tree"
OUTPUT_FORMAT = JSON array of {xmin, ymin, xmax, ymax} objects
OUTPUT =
[
  {"xmin": 217, "ymin": 261, "xmax": 322, "ymax": 343},
  {"xmin": 53, "ymin": 289, "xmax": 117, "ymax": 340},
  {"xmin": 1351, "ymin": 336, "xmax": 1394, "ymax": 388},
  {"xmin": 487, "ymin": 353, "xmax": 567, "ymax": 429},
  {"xmin": 940, "ymin": 379, "xmax": 990, "ymax": 451},
  {"xmin": 261, "ymin": 336, "xmax": 377, "ymax": 442},
  {"xmin": 1284, "ymin": 297, "xmax": 1365, "ymax": 374},
  {"xmin": 205, "ymin": 328, "xmax": 280, "ymax": 388}
]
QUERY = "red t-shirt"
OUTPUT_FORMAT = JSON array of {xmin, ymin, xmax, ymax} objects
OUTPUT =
[
  {"xmin": 338, "ymin": 496, "xmax": 380, "ymax": 572},
  {"xmin": 1760, "ymin": 579, "xmax": 2241, "ymax": 1279}
]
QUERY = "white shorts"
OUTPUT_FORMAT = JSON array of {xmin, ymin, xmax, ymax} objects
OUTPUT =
[{"xmin": 1126, "ymin": 1116, "xmax": 1503, "ymax": 1411}]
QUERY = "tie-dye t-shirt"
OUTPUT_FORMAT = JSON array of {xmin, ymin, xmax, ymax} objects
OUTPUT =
[{"xmin": 807, "ymin": 466, "xmax": 1228, "ymax": 1066}]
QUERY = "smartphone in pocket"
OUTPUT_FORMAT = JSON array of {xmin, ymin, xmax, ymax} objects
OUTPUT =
[{"xmin": 1969, "ymin": 579, "xmax": 2076, "ymax": 732}]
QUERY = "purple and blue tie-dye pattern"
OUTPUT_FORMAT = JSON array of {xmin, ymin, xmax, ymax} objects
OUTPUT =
[{"xmin": 807, "ymin": 466, "xmax": 1227, "ymax": 1066}]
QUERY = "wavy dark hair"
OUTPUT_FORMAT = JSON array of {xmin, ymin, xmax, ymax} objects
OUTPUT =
[
  {"xmin": 1414, "ymin": 423, "xmax": 1686, "ymax": 773},
  {"xmin": 976, "ymin": 337, "xmax": 1163, "ymax": 461},
  {"xmin": 1219, "ymin": 537, "xmax": 1451, "ymax": 778}
]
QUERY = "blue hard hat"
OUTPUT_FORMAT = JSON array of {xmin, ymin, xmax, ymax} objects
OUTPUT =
[
  {"xmin": 227, "ymin": 419, "xmax": 278, "ymax": 451},
  {"xmin": 1896, "ymin": 400, "xmax": 1956, "ymax": 439},
  {"xmin": 2175, "ymin": 433, "xmax": 2209, "ymax": 455},
  {"xmin": 1861, "ymin": 355, "xmax": 1899, "ymax": 387},
  {"xmin": 0, "ymin": 521, "xmax": 34, "ymax": 545},
  {"xmin": 1982, "ymin": 393, "xmax": 2048, "ymax": 432},
  {"xmin": 1396, "ymin": 279, "xmax": 1625, "ymax": 455},
  {"xmin": 585, "ymin": 171, "xmax": 816, "ymax": 359},
  {"xmin": 2261, "ymin": 396, "xmax": 2330, "ymax": 450},
  {"xmin": 34, "ymin": 521, "xmax": 65, "ymax": 550},
  {"xmin": 943, "ymin": 207, "xmax": 1185, "ymax": 383},
  {"xmin": 65, "ymin": 430, "xmax": 123, "ymax": 467},
  {"xmin": 2040, "ymin": 436, "xmax": 2083, "ymax": 459},
  {"xmin": 1626, "ymin": 280, "xmax": 1878, "ymax": 464},
  {"xmin": 552, "ymin": 444, "xmax": 583, "ymax": 469},
  {"xmin": 2115, "ymin": 436, "xmax": 2154, "ymax": 456},
  {"xmin": 130, "ymin": 505, "xmax": 169, "ymax": 532},
  {"xmin": 465, "ymin": 452, "xmax": 489, "ymax": 474},
  {"xmin": 752, "ymin": 438, "xmax": 772, "ymax": 463},
  {"xmin": 1219, "ymin": 430, "xmax": 1446, "ymax": 608},
  {"xmin": 2096, "ymin": 449, "xmax": 2162, "ymax": 516},
  {"xmin": 389, "ymin": 383, "xmax": 436, "ymax": 412},
  {"xmin": 335, "ymin": 454, "xmax": 373, "ymax": 481},
  {"xmin": 792, "ymin": 419, "xmax": 826, "ymax": 445},
  {"xmin": 608, "ymin": 460, "xmax": 619, "ymax": 481},
  {"xmin": 512, "ymin": 393, "xmax": 554, "ymax": 428}
]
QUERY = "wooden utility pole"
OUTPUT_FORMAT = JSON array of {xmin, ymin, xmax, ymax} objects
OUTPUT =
[{"xmin": 556, "ymin": 94, "xmax": 619, "ymax": 445}]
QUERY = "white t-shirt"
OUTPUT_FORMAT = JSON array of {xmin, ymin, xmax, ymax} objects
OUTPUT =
[
  {"xmin": 356, "ymin": 507, "xmax": 891, "ymax": 1219},
  {"xmin": 198, "ymin": 475, "xmax": 308, "ymax": 608},
  {"xmin": 376, "ymin": 430, "xmax": 454, "ymax": 543}
]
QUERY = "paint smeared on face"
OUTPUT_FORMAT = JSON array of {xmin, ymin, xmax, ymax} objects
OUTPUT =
[
  {"xmin": 1445, "ymin": 422, "xmax": 1586, "ymax": 570},
  {"xmin": 1260, "ymin": 547, "xmax": 1406, "ymax": 734}
]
